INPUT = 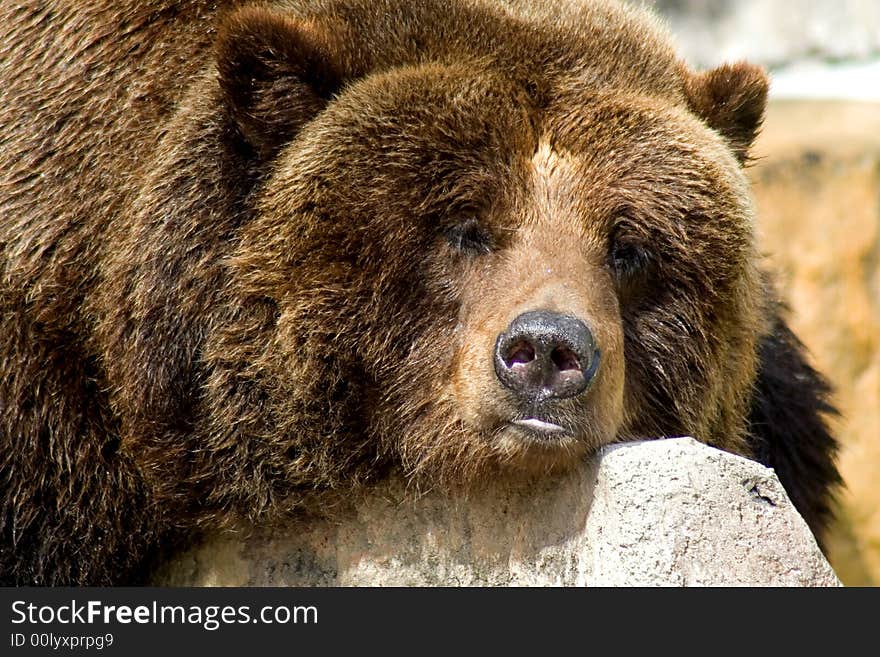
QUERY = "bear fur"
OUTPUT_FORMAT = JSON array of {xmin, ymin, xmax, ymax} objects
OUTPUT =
[{"xmin": 0, "ymin": 0, "xmax": 840, "ymax": 585}]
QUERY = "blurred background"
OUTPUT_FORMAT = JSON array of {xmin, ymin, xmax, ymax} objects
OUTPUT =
[{"xmin": 638, "ymin": 0, "xmax": 880, "ymax": 585}]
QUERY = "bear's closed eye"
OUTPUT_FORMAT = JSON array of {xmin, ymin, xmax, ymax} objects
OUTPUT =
[{"xmin": 444, "ymin": 216, "xmax": 493, "ymax": 255}]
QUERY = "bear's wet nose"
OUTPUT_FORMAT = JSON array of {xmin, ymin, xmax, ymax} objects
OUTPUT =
[{"xmin": 494, "ymin": 310, "xmax": 599, "ymax": 402}]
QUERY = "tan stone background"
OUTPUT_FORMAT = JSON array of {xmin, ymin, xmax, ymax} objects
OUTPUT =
[
  {"xmin": 749, "ymin": 101, "xmax": 880, "ymax": 585},
  {"xmin": 643, "ymin": 0, "xmax": 880, "ymax": 585}
]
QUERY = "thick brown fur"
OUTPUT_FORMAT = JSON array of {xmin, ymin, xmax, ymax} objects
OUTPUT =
[{"xmin": 0, "ymin": 0, "xmax": 840, "ymax": 585}]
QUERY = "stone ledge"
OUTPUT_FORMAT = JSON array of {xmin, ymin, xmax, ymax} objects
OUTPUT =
[{"xmin": 153, "ymin": 437, "xmax": 840, "ymax": 587}]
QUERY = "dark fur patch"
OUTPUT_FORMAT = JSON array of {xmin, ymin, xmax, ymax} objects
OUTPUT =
[{"xmin": 746, "ymin": 302, "xmax": 841, "ymax": 548}]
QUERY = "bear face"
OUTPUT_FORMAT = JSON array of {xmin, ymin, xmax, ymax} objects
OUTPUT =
[
  {"xmin": 0, "ymin": 0, "xmax": 838, "ymax": 585},
  {"xmin": 208, "ymin": 4, "xmax": 765, "ymax": 493}
]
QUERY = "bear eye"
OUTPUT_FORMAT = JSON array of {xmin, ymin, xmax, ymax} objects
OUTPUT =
[
  {"xmin": 444, "ymin": 216, "xmax": 492, "ymax": 255},
  {"xmin": 608, "ymin": 236, "xmax": 651, "ymax": 278}
]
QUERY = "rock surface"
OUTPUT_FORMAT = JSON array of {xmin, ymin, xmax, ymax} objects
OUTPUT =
[{"xmin": 153, "ymin": 438, "xmax": 840, "ymax": 587}]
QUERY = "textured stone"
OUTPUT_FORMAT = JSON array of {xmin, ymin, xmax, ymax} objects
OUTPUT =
[
  {"xmin": 749, "ymin": 100, "xmax": 880, "ymax": 586},
  {"xmin": 153, "ymin": 438, "xmax": 840, "ymax": 587}
]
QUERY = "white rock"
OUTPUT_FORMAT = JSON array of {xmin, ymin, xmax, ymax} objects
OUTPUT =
[
  {"xmin": 649, "ymin": 0, "xmax": 880, "ymax": 70},
  {"xmin": 153, "ymin": 437, "xmax": 841, "ymax": 587}
]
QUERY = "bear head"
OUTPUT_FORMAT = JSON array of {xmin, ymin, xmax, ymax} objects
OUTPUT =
[{"xmin": 113, "ymin": 0, "xmax": 770, "ymax": 516}]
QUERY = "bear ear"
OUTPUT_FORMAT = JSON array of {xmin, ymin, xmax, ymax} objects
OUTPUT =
[
  {"xmin": 685, "ymin": 62, "xmax": 769, "ymax": 164},
  {"xmin": 215, "ymin": 6, "xmax": 348, "ymax": 160}
]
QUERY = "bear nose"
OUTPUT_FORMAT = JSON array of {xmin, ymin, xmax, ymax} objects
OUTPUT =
[{"xmin": 494, "ymin": 310, "xmax": 599, "ymax": 402}]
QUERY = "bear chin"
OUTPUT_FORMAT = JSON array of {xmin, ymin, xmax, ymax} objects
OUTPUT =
[
  {"xmin": 496, "ymin": 424, "xmax": 592, "ymax": 467},
  {"xmin": 481, "ymin": 415, "xmax": 614, "ymax": 474}
]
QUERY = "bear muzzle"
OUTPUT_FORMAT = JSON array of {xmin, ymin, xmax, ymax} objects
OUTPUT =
[{"xmin": 493, "ymin": 310, "xmax": 600, "ymax": 436}]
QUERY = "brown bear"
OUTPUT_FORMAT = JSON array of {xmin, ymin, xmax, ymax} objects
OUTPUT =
[{"xmin": 0, "ymin": 0, "xmax": 840, "ymax": 585}]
